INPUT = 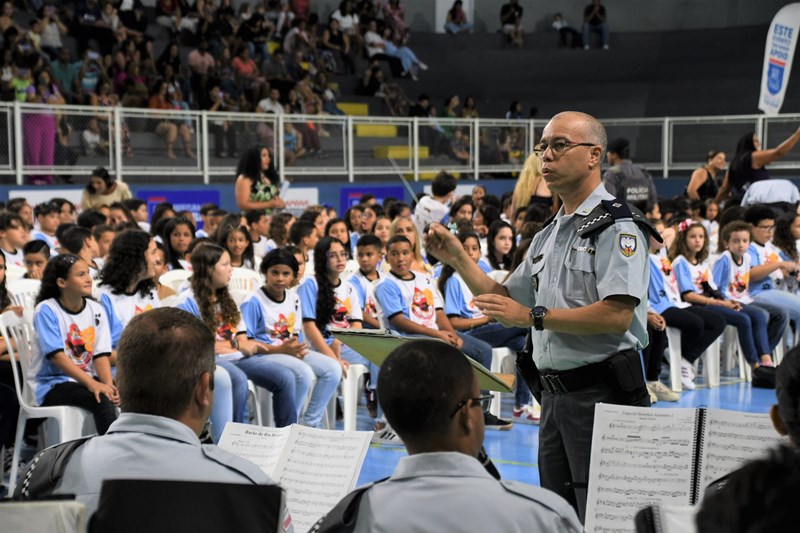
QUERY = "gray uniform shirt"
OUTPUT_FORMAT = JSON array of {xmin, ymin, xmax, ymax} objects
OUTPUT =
[
  {"xmin": 353, "ymin": 452, "xmax": 582, "ymax": 533},
  {"xmin": 602, "ymin": 159, "xmax": 658, "ymax": 212},
  {"xmin": 53, "ymin": 413, "xmax": 293, "ymax": 531},
  {"xmin": 504, "ymin": 183, "xmax": 649, "ymax": 371}
]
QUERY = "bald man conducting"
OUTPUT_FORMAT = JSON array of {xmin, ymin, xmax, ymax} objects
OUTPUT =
[{"xmin": 427, "ymin": 111, "xmax": 657, "ymax": 521}]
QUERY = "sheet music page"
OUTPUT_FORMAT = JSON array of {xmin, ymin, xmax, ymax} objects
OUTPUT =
[
  {"xmin": 272, "ymin": 425, "xmax": 372, "ymax": 533},
  {"xmin": 699, "ymin": 409, "xmax": 786, "ymax": 491},
  {"xmin": 217, "ymin": 422, "xmax": 291, "ymax": 478},
  {"xmin": 585, "ymin": 404, "xmax": 697, "ymax": 533}
]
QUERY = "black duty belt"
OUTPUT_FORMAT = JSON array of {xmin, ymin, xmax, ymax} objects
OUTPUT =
[{"xmin": 539, "ymin": 350, "xmax": 638, "ymax": 394}]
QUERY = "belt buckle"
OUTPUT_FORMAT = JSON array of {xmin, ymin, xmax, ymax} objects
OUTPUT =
[{"xmin": 543, "ymin": 373, "xmax": 568, "ymax": 394}]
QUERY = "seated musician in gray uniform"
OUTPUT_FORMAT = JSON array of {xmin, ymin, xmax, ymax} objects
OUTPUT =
[
  {"xmin": 339, "ymin": 339, "xmax": 581, "ymax": 532},
  {"xmin": 48, "ymin": 308, "xmax": 293, "ymax": 528}
]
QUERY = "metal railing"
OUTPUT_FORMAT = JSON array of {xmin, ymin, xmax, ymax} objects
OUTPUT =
[{"xmin": 3, "ymin": 101, "xmax": 798, "ymax": 185}]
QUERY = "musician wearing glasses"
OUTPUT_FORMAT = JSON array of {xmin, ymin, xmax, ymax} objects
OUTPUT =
[
  {"xmin": 426, "ymin": 111, "xmax": 658, "ymax": 523},
  {"xmin": 313, "ymin": 339, "xmax": 581, "ymax": 532}
]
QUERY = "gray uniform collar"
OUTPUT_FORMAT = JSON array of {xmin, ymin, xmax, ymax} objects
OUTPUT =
[
  {"xmin": 106, "ymin": 413, "xmax": 202, "ymax": 446},
  {"xmin": 391, "ymin": 451, "xmax": 495, "ymax": 481},
  {"xmin": 553, "ymin": 182, "xmax": 613, "ymax": 220}
]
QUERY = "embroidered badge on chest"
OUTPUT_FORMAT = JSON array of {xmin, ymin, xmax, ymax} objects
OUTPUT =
[{"xmin": 618, "ymin": 233, "xmax": 637, "ymax": 257}]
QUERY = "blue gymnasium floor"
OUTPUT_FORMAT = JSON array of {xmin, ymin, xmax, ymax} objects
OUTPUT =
[{"xmin": 353, "ymin": 380, "xmax": 777, "ymax": 487}]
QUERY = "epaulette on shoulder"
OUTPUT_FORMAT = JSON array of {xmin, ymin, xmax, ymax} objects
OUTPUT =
[{"xmin": 575, "ymin": 199, "xmax": 663, "ymax": 243}]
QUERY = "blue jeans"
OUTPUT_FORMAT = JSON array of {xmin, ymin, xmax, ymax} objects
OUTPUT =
[
  {"xmin": 216, "ymin": 359, "xmax": 250, "ymax": 425},
  {"xmin": 444, "ymin": 21, "xmax": 473, "ymax": 34},
  {"xmin": 209, "ymin": 365, "xmax": 233, "ymax": 442},
  {"xmin": 234, "ymin": 355, "xmax": 299, "ymax": 427},
  {"xmin": 384, "ymin": 42, "xmax": 421, "ymax": 76},
  {"xmin": 582, "ymin": 22, "xmax": 609, "ymax": 47},
  {"xmin": 282, "ymin": 351, "xmax": 342, "ymax": 427},
  {"xmin": 465, "ymin": 323, "xmax": 530, "ymax": 406},
  {"xmin": 456, "ymin": 331, "xmax": 493, "ymax": 378},
  {"xmin": 752, "ymin": 289, "xmax": 799, "ymax": 333},
  {"xmin": 706, "ymin": 304, "xmax": 770, "ymax": 365}
]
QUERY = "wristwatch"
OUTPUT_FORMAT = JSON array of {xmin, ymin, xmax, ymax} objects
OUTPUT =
[{"xmin": 530, "ymin": 306, "xmax": 548, "ymax": 331}]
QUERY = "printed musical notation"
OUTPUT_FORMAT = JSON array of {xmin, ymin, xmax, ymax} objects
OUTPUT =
[
  {"xmin": 585, "ymin": 405, "xmax": 787, "ymax": 533},
  {"xmin": 585, "ymin": 405, "xmax": 697, "ymax": 533},
  {"xmin": 219, "ymin": 422, "xmax": 373, "ymax": 533}
]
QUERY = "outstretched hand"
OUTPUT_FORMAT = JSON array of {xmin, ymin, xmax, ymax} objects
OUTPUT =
[
  {"xmin": 474, "ymin": 293, "xmax": 533, "ymax": 328},
  {"xmin": 425, "ymin": 223, "xmax": 466, "ymax": 266}
]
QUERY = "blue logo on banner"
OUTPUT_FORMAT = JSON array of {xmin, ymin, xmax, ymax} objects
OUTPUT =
[{"xmin": 768, "ymin": 61, "xmax": 785, "ymax": 95}]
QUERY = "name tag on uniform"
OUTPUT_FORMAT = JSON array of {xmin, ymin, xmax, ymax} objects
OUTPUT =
[
  {"xmin": 531, "ymin": 254, "xmax": 544, "ymax": 264},
  {"xmin": 573, "ymin": 246, "xmax": 595, "ymax": 255}
]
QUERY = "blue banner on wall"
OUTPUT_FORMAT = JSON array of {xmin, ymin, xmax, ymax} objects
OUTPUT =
[
  {"xmin": 339, "ymin": 186, "xmax": 406, "ymax": 214},
  {"xmin": 139, "ymin": 190, "xmax": 220, "ymax": 230}
]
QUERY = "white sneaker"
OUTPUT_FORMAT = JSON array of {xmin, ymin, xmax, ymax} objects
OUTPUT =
[
  {"xmin": 417, "ymin": 62, "xmax": 428, "ymax": 71},
  {"xmin": 646, "ymin": 383, "xmax": 658, "ymax": 404},
  {"xmin": 648, "ymin": 380, "xmax": 680, "ymax": 402},
  {"xmin": 372, "ymin": 422, "xmax": 404, "ymax": 446},
  {"xmin": 680, "ymin": 360, "xmax": 696, "ymax": 390},
  {"xmin": 511, "ymin": 404, "xmax": 540, "ymax": 425},
  {"xmin": 583, "ymin": 45, "xmax": 590, "ymax": 50}
]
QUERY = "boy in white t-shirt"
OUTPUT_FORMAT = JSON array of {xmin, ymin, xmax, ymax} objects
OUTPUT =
[
  {"xmin": 32, "ymin": 201, "xmax": 60, "ymax": 251},
  {"xmin": 246, "ymin": 209, "xmax": 272, "ymax": 260},
  {"xmin": 0, "ymin": 212, "xmax": 30, "ymax": 267},
  {"xmin": 374, "ymin": 235, "xmax": 510, "ymax": 430}
]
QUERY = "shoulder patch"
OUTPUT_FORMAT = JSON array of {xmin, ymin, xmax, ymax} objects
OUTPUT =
[{"xmin": 618, "ymin": 233, "xmax": 638, "ymax": 257}]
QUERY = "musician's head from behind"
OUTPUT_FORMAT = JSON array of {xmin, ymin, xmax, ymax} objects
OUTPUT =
[
  {"xmin": 695, "ymin": 445, "xmax": 800, "ymax": 533},
  {"xmin": 116, "ymin": 307, "xmax": 215, "ymax": 435},
  {"xmin": 773, "ymin": 346, "xmax": 800, "ymax": 445},
  {"xmin": 377, "ymin": 340, "xmax": 484, "ymax": 457}
]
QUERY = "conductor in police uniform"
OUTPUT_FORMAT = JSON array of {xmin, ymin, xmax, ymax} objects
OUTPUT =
[{"xmin": 427, "ymin": 111, "xmax": 654, "ymax": 522}]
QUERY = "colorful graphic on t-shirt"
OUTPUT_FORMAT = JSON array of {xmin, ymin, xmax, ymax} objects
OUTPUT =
[
  {"xmin": 65, "ymin": 324, "xmax": 95, "ymax": 369},
  {"xmin": 216, "ymin": 321, "xmax": 234, "ymax": 342},
  {"xmin": 730, "ymin": 271, "xmax": 749, "ymax": 299},
  {"xmin": 660, "ymin": 257, "xmax": 672, "ymax": 276},
  {"xmin": 693, "ymin": 267, "xmax": 709, "ymax": 291},
  {"xmin": 467, "ymin": 296, "xmax": 480, "ymax": 313},
  {"xmin": 365, "ymin": 296, "xmax": 378, "ymax": 318},
  {"xmin": 331, "ymin": 297, "xmax": 352, "ymax": 328},
  {"xmin": 411, "ymin": 288, "xmax": 435, "ymax": 320},
  {"xmin": 134, "ymin": 304, "xmax": 153, "ymax": 315},
  {"xmin": 271, "ymin": 312, "xmax": 295, "ymax": 340}
]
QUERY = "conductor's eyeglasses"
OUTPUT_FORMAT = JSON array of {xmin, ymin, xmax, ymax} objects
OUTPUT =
[
  {"xmin": 450, "ymin": 394, "xmax": 493, "ymax": 417},
  {"xmin": 534, "ymin": 139, "xmax": 597, "ymax": 157}
]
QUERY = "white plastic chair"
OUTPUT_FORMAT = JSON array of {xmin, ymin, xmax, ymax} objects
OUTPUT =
[
  {"xmin": 7, "ymin": 278, "xmax": 41, "ymax": 310},
  {"xmin": 666, "ymin": 327, "xmax": 721, "ymax": 392},
  {"xmin": 0, "ymin": 310, "xmax": 95, "ymax": 497},
  {"xmin": 6, "ymin": 264, "xmax": 26, "ymax": 284},
  {"xmin": 489, "ymin": 347, "xmax": 514, "ymax": 417},
  {"xmin": 342, "ymin": 364, "xmax": 369, "ymax": 431},
  {"xmin": 229, "ymin": 268, "xmax": 262, "ymax": 293},
  {"xmin": 720, "ymin": 325, "xmax": 751, "ymax": 382},
  {"xmin": 230, "ymin": 290, "xmax": 250, "ymax": 306},
  {"xmin": 342, "ymin": 259, "xmax": 360, "ymax": 278},
  {"xmin": 159, "ymin": 270, "xmax": 192, "ymax": 293}
]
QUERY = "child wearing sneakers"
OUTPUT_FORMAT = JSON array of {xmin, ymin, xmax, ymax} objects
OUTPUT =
[
  {"xmin": 647, "ymin": 219, "xmax": 725, "ymax": 395},
  {"xmin": 375, "ymin": 235, "xmax": 511, "ymax": 430}
]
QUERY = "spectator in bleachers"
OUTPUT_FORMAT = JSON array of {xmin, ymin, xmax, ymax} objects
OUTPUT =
[
  {"xmin": 238, "ymin": 11, "xmax": 273, "ymax": 64},
  {"xmin": 687, "ymin": 150, "xmax": 726, "ymax": 201},
  {"xmin": 582, "ymin": 0, "xmax": 609, "ymax": 50},
  {"xmin": 120, "ymin": 60, "xmax": 150, "ymax": 107},
  {"xmin": 383, "ymin": 0, "xmax": 409, "ymax": 44},
  {"xmin": 51, "ymin": 47, "xmax": 79, "ymax": 103},
  {"xmin": 33, "ymin": 253, "xmax": 118, "ymax": 435},
  {"xmin": 155, "ymin": 0, "xmax": 199, "ymax": 36},
  {"xmin": 205, "ymin": 85, "xmax": 238, "ymax": 159},
  {"xmin": 717, "ymin": 128, "xmax": 800, "ymax": 204},
  {"xmin": 500, "ymin": 0, "xmax": 524, "ymax": 48},
  {"xmin": 602, "ymin": 138, "xmax": 658, "ymax": 214},
  {"xmin": 148, "ymin": 80, "xmax": 197, "ymax": 160},
  {"xmin": 39, "ymin": 6, "xmax": 67, "ymax": 61},
  {"xmin": 283, "ymin": 18, "xmax": 310, "ymax": 56},
  {"xmin": 505, "ymin": 100, "xmax": 524, "ymax": 120},
  {"xmin": 552, "ymin": 13, "xmax": 581, "ymax": 49},
  {"xmin": 23, "ymin": 69, "xmax": 61, "ymax": 185},
  {"xmin": 461, "ymin": 95, "xmax": 479, "ymax": 118},
  {"xmin": 81, "ymin": 166, "xmax": 132, "ymax": 210},
  {"xmin": 75, "ymin": 0, "xmax": 116, "ymax": 55},
  {"xmin": 445, "ymin": 0, "xmax": 473, "ymax": 35},
  {"xmin": 0, "ymin": 1, "xmax": 19, "ymax": 35},
  {"xmin": 118, "ymin": 0, "xmax": 150, "ymax": 39},
  {"xmin": 365, "ymin": 20, "xmax": 427, "ymax": 81},
  {"xmin": 187, "ymin": 40, "xmax": 215, "ymax": 103}
]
